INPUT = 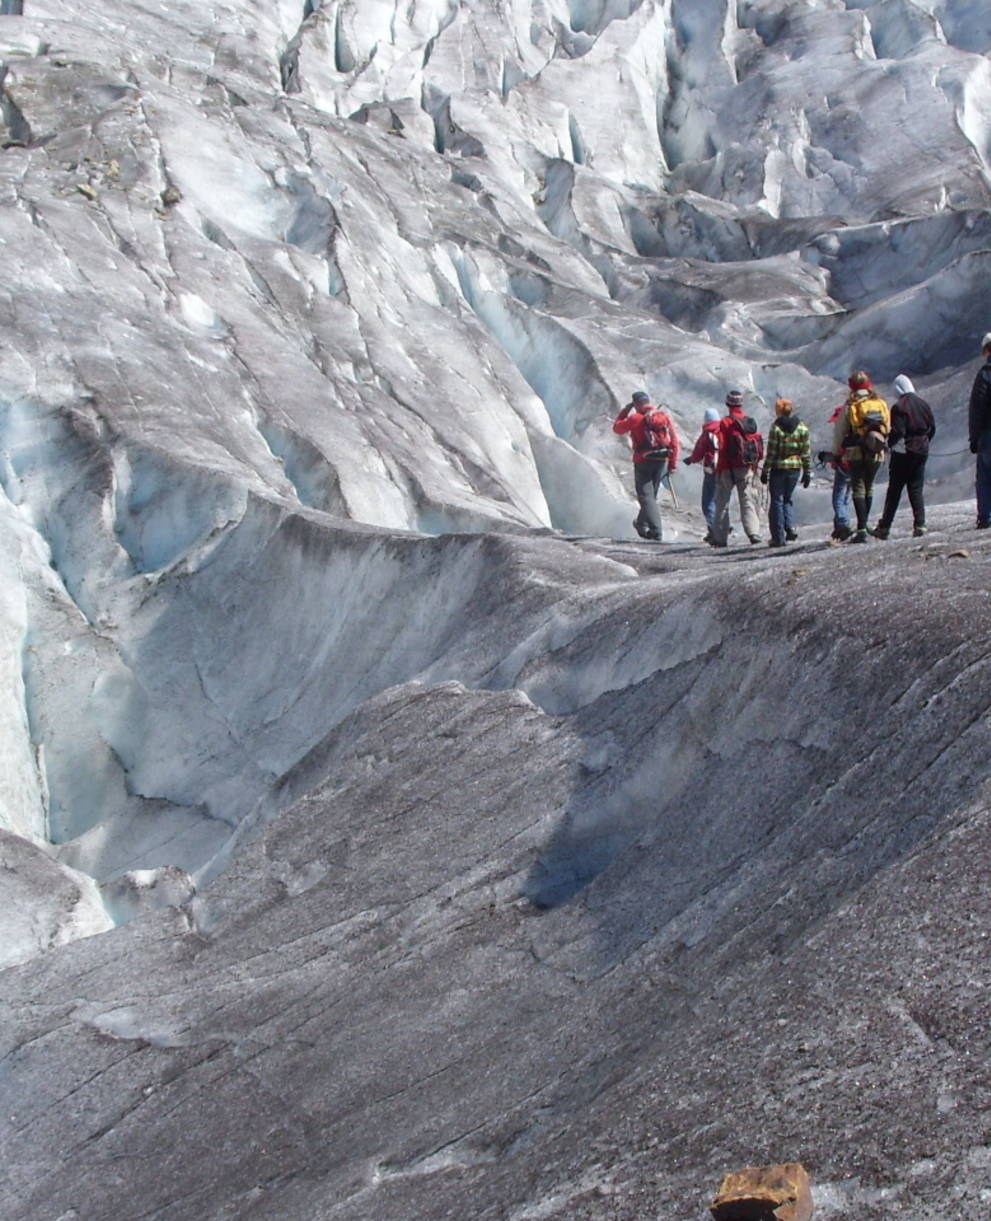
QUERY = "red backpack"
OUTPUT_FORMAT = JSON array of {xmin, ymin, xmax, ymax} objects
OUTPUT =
[
  {"xmin": 724, "ymin": 415, "xmax": 763, "ymax": 469},
  {"xmin": 637, "ymin": 409, "xmax": 674, "ymax": 460}
]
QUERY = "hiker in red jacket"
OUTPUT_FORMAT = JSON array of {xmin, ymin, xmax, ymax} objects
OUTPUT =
[
  {"xmin": 708, "ymin": 390, "xmax": 763, "ymax": 547},
  {"xmin": 683, "ymin": 406, "xmax": 721, "ymax": 542},
  {"xmin": 613, "ymin": 391, "xmax": 680, "ymax": 541}
]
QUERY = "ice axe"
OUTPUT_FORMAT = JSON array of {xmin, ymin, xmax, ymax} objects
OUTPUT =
[{"xmin": 662, "ymin": 471, "xmax": 679, "ymax": 509}]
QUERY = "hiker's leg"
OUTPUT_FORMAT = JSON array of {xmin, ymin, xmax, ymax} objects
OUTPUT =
[
  {"xmin": 848, "ymin": 460, "xmax": 870, "ymax": 531},
  {"xmin": 701, "ymin": 471, "xmax": 717, "ymax": 532},
  {"xmin": 905, "ymin": 454, "xmax": 927, "ymax": 528},
  {"xmin": 737, "ymin": 469, "xmax": 761, "ymax": 540},
  {"xmin": 780, "ymin": 469, "xmax": 800, "ymax": 537},
  {"xmin": 832, "ymin": 466, "xmax": 851, "ymax": 531},
  {"xmin": 767, "ymin": 469, "xmax": 786, "ymax": 543},
  {"xmin": 862, "ymin": 459, "xmax": 880, "ymax": 522},
  {"xmin": 712, "ymin": 471, "xmax": 733, "ymax": 544},
  {"xmin": 878, "ymin": 453, "xmax": 907, "ymax": 529},
  {"xmin": 634, "ymin": 460, "xmax": 663, "ymax": 538},
  {"xmin": 977, "ymin": 432, "xmax": 991, "ymax": 525}
]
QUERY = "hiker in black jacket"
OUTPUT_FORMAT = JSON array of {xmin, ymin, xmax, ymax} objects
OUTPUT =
[
  {"xmin": 873, "ymin": 375, "xmax": 935, "ymax": 539},
  {"xmin": 969, "ymin": 332, "xmax": 991, "ymax": 529}
]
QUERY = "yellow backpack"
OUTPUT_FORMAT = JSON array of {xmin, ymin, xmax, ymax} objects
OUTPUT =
[{"xmin": 846, "ymin": 394, "xmax": 889, "ymax": 455}]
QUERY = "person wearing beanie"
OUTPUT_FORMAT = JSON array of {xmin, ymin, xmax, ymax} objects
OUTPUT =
[
  {"xmin": 760, "ymin": 397, "xmax": 811, "ymax": 547},
  {"xmin": 613, "ymin": 390, "xmax": 681, "ymax": 541},
  {"xmin": 873, "ymin": 374, "xmax": 935, "ymax": 539},
  {"xmin": 968, "ymin": 333, "xmax": 991, "ymax": 528},
  {"xmin": 683, "ymin": 405, "xmax": 722, "ymax": 541},
  {"xmin": 832, "ymin": 370, "xmax": 890, "ymax": 543},
  {"xmin": 709, "ymin": 390, "xmax": 764, "ymax": 546}
]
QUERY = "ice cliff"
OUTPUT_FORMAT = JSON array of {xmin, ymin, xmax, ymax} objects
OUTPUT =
[{"xmin": 1, "ymin": 1, "xmax": 990, "ymax": 1218}]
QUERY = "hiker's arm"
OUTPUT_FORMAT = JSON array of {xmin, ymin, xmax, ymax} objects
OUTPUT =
[
  {"xmin": 887, "ymin": 404, "xmax": 904, "ymax": 448},
  {"xmin": 668, "ymin": 422, "xmax": 680, "ymax": 471},
  {"xmin": 832, "ymin": 407, "xmax": 848, "ymax": 455},
  {"xmin": 613, "ymin": 407, "xmax": 637, "ymax": 435},
  {"xmin": 969, "ymin": 370, "xmax": 990, "ymax": 450},
  {"xmin": 764, "ymin": 426, "xmax": 780, "ymax": 467},
  {"xmin": 800, "ymin": 426, "xmax": 812, "ymax": 485}
]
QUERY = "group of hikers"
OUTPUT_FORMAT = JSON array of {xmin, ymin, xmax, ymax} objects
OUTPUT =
[{"xmin": 611, "ymin": 329, "xmax": 991, "ymax": 545}]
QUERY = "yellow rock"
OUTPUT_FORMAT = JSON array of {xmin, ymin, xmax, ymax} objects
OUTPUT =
[{"xmin": 709, "ymin": 1162, "xmax": 812, "ymax": 1221}]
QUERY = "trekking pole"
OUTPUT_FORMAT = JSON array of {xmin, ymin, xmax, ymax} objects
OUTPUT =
[{"xmin": 663, "ymin": 472, "xmax": 680, "ymax": 509}]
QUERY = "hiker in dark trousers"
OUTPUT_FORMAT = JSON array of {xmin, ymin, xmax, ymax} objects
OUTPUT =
[
  {"xmin": 613, "ymin": 391, "xmax": 680, "ymax": 541},
  {"xmin": 832, "ymin": 371, "xmax": 890, "ymax": 543},
  {"xmin": 873, "ymin": 374, "xmax": 935, "ymax": 539},
  {"xmin": 968, "ymin": 332, "xmax": 991, "ymax": 530},
  {"xmin": 760, "ymin": 397, "xmax": 811, "ymax": 547},
  {"xmin": 683, "ymin": 406, "xmax": 721, "ymax": 542},
  {"xmin": 709, "ymin": 391, "xmax": 763, "ymax": 547}
]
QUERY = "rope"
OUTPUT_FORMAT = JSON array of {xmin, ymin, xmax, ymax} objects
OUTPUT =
[{"xmin": 814, "ymin": 446, "xmax": 971, "ymax": 467}]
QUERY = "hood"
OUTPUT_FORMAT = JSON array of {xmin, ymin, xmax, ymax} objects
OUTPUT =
[{"xmin": 774, "ymin": 414, "xmax": 801, "ymax": 435}]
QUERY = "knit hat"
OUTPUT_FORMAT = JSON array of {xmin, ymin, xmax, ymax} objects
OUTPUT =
[
  {"xmin": 632, "ymin": 390, "xmax": 649, "ymax": 404},
  {"xmin": 892, "ymin": 374, "xmax": 915, "ymax": 397},
  {"xmin": 704, "ymin": 407, "xmax": 721, "ymax": 423},
  {"xmin": 848, "ymin": 370, "xmax": 872, "ymax": 390},
  {"xmin": 725, "ymin": 390, "xmax": 744, "ymax": 408}
]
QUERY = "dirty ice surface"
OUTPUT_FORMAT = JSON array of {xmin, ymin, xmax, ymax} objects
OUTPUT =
[{"xmin": 1, "ymin": 2, "xmax": 990, "ymax": 1219}]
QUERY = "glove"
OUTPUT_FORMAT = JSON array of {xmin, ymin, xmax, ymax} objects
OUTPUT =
[
  {"xmin": 802, "ymin": 471, "xmax": 811, "ymax": 489},
  {"xmin": 683, "ymin": 457, "xmax": 693, "ymax": 466},
  {"xmin": 759, "ymin": 469, "xmax": 768, "ymax": 485}
]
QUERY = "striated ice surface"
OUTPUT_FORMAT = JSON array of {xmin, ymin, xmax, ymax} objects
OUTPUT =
[{"xmin": 1, "ymin": 1, "xmax": 991, "ymax": 1217}]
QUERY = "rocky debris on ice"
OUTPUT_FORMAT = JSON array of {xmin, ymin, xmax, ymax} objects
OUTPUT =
[{"xmin": 2, "ymin": 505, "xmax": 991, "ymax": 1219}]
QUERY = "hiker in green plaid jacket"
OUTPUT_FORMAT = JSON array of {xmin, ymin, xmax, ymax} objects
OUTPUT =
[{"xmin": 760, "ymin": 397, "xmax": 812, "ymax": 547}]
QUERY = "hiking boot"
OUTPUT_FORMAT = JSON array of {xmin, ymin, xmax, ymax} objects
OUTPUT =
[
  {"xmin": 785, "ymin": 530, "xmax": 798, "ymax": 542},
  {"xmin": 768, "ymin": 539, "xmax": 785, "ymax": 548},
  {"xmin": 912, "ymin": 525, "xmax": 927, "ymax": 538},
  {"xmin": 832, "ymin": 524, "xmax": 852, "ymax": 542},
  {"xmin": 978, "ymin": 520, "xmax": 990, "ymax": 530},
  {"xmin": 748, "ymin": 534, "xmax": 762, "ymax": 544},
  {"xmin": 707, "ymin": 538, "xmax": 727, "ymax": 548},
  {"xmin": 849, "ymin": 529, "xmax": 869, "ymax": 544},
  {"xmin": 872, "ymin": 525, "xmax": 890, "ymax": 540}
]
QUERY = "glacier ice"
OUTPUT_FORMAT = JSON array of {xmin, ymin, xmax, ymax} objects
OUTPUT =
[{"xmin": 1, "ymin": 1, "xmax": 991, "ymax": 1216}]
